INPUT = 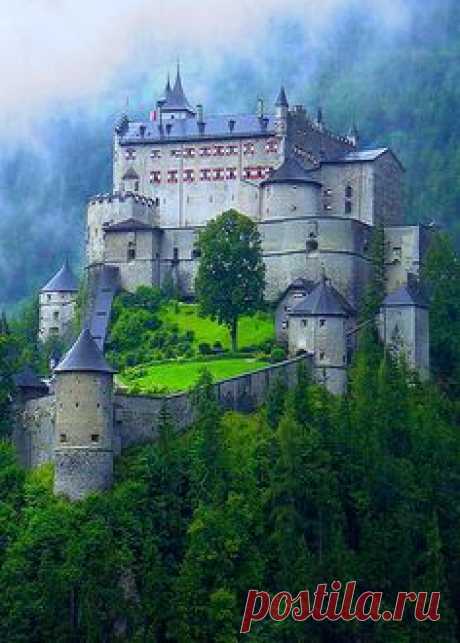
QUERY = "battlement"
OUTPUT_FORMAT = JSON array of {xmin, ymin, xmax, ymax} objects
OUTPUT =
[{"xmin": 88, "ymin": 191, "xmax": 157, "ymax": 209}]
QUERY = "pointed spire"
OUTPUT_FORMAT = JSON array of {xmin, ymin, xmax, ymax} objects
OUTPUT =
[
  {"xmin": 165, "ymin": 72, "xmax": 172, "ymax": 96},
  {"xmin": 161, "ymin": 61, "xmax": 194, "ymax": 113},
  {"xmin": 41, "ymin": 258, "xmax": 78, "ymax": 293},
  {"xmin": 275, "ymin": 85, "xmax": 289, "ymax": 107},
  {"xmin": 54, "ymin": 328, "xmax": 116, "ymax": 374}
]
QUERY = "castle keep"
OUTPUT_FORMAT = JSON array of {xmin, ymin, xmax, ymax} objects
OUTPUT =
[{"xmin": 32, "ymin": 68, "xmax": 431, "ymax": 497}]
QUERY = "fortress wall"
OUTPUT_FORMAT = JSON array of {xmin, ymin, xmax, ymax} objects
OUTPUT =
[
  {"xmin": 259, "ymin": 217, "xmax": 371, "ymax": 305},
  {"xmin": 262, "ymin": 182, "xmax": 321, "ymax": 220},
  {"xmin": 318, "ymin": 162, "xmax": 374, "ymax": 224},
  {"xmin": 286, "ymin": 110, "xmax": 354, "ymax": 162},
  {"xmin": 87, "ymin": 195, "xmax": 158, "ymax": 265},
  {"xmin": 13, "ymin": 395, "xmax": 56, "ymax": 468},
  {"xmin": 15, "ymin": 356, "xmax": 310, "ymax": 468},
  {"xmin": 105, "ymin": 230, "xmax": 161, "ymax": 292},
  {"xmin": 115, "ymin": 354, "xmax": 308, "ymax": 448}
]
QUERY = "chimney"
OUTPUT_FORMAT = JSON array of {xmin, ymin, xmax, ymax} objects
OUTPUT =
[
  {"xmin": 228, "ymin": 119, "xmax": 236, "ymax": 133},
  {"xmin": 257, "ymin": 97, "xmax": 264, "ymax": 118}
]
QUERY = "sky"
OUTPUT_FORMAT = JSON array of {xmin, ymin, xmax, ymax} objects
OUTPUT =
[{"xmin": 1, "ymin": 0, "xmax": 413, "ymax": 136}]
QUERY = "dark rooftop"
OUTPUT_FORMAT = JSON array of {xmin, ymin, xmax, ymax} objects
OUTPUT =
[
  {"xmin": 41, "ymin": 259, "xmax": 78, "ymax": 293},
  {"xmin": 119, "ymin": 113, "xmax": 278, "ymax": 144},
  {"xmin": 383, "ymin": 282, "xmax": 429, "ymax": 309},
  {"xmin": 275, "ymin": 86, "xmax": 289, "ymax": 107},
  {"xmin": 290, "ymin": 273, "xmax": 354, "ymax": 317},
  {"xmin": 262, "ymin": 156, "xmax": 322, "ymax": 186},
  {"xmin": 13, "ymin": 366, "xmax": 48, "ymax": 390},
  {"xmin": 54, "ymin": 328, "xmax": 116, "ymax": 374},
  {"xmin": 161, "ymin": 65, "xmax": 195, "ymax": 114}
]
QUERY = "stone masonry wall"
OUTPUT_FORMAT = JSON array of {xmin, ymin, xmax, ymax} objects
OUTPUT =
[{"xmin": 16, "ymin": 355, "xmax": 311, "ymax": 468}]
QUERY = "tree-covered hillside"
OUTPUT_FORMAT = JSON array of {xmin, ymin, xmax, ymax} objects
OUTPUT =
[{"xmin": 0, "ymin": 349, "xmax": 459, "ymax": 641}]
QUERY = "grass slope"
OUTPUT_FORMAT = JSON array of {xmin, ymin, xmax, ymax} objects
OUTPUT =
[
  {"xmin": 120, "ymin": 357, "xmax": 270, "ymax": 394},
  {"xmin": 159, "ymin": 302, "xmax": 274, "ymax": 350}
]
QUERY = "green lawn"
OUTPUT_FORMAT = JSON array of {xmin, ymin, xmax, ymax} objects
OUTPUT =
[
  {"xmin": 159, "ymin": 302, "xmax": 274, "ymax": 350},
  {"xmin": 120, "ymin": 357, "xmax": 270, "ymax": 394}
]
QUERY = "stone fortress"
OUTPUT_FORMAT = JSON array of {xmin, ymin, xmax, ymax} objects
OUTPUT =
[{"xmin": 28, "ymin": 67, "xmax": 431, "ymax": 499}]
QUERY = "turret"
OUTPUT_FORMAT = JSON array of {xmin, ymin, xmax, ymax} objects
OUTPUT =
[
  {"xmin": 288, "ymin": 270, "xmax": 353, "ymax": 394},
  {"xmin": 274, "ymin": 85, "xmax": 289, "ymax": 137},
  {"xmin": 53, "ymin": 328, "xmax": 116, "ymax": 500},
  {"xmin": 39, "ymin": 259, "xmax": 78, "ymax": 342},
  {"xmin": 380, "ymin": 277, "xmax": 429, "ymax": 379},
  {"xmin": 261, "ymin": 156, "xmax": 322, "ymax": 220},
  {"xmin": 160, "ymin": 63, "xmax": 195, "ymax": 120}
]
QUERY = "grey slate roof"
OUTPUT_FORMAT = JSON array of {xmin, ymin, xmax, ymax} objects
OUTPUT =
[
  {"xmin": 278, "ymin": 277, "xmax": 315, "ymax": 303},
  {"xmin": 275, "ymin": 86, "xmax": 289, "ymax": 107},
  {"xmin": 119, "ymin": 113, "xmax": 277, "ymax": 144},
  {"xmin": 323, "ymin": 147, "xmax": 405, "ymax": 172},
  {"xmin": 122, "ymin": 167, "xmax": 139, "ymax": 180},
  {"xmin": 54, "ymin": 328, "xmax": 116, "ymax": 373},
  {"xmin": 290, "ymin": 275, "xmax": 353, "ymax": 317},
  {"xmin": 383, "ymin": 283, "xmax": 429, "ymax": 308},
  {"xmin": 41, "ymin": 259, "xmax": 78, "ymax": 293},
  {"xmin": 262, "ymin": 156, "xmax": 322, "ymax": 186},
  {"xmin": 13, "ymin": 366, "xmax": 48, "ymax": 390},
  {"xmin": 161, "ymin": 66, "xmax": 195, "ymax": 113},
  {"xmin": 103, "ymin": 218, "xmax": 154, "ymax": 232}
]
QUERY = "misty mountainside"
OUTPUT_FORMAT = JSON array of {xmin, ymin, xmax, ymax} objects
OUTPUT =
[{"xmin": 1, "ymin": 0, "xmax": 460, "ymax": 309}]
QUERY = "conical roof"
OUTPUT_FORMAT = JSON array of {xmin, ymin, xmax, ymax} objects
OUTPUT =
[
  {"xmin": 157, "ymin": 74, "xmax": 172, "ymax": 106},
  {"xmin": 275, "ymin": 86, "xmax": 289, "ymax": 107},
  {"xmin": 41, "ymin": 259, "xmax": 78, "ymax": 293},
  {"xmin": 290, "ymin": 273, "xmax": 352, "ymax": 317},
  {"xmin": 54, "ymin": 328, "xmax": 116, "ymax": 373},
  {"xmin": 161, "ymin": 64, "xmax": 194, "ymax": 113},
  {"xmin": 262, "ymin": 156, "xmax": 322, "ymax": 186},
  {"xmin": 383, "ymin": 283, "xmax": 428, "ymax": 309}
]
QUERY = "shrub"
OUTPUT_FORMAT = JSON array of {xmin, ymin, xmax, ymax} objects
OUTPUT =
[
  {"xmin": 270, "ymin": 346, "xmax": 287, "ymax": 363},
  {"xmin": 199, "ymin": 342, "xmax": 212, "ymax": 355}
]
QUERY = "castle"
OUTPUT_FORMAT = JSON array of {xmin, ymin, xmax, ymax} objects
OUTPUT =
[{"xmin": 29, "ymin": 68, "xmax": 431, "ymax": 499}]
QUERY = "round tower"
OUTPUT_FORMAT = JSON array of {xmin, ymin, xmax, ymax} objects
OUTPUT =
[
  {"xmin": 261, "ymin": 156, "xmax": 322, "ymax": 219},
  {"xmin": 53, "ymin": 328, "xmax": 116, "ymax": 500},
  {"xmin": 39, "ymin": 259, "xmax": 78, "ymax": 342}
]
